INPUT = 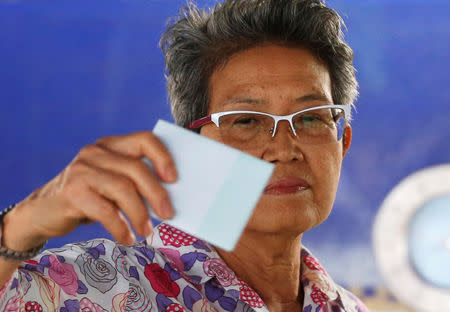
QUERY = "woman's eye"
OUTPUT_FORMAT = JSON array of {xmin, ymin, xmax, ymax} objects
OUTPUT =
[
  {"xmin": 235, "ymin": 117, "xmax": 258, "ymax": 125},
  {"xmin": 302, "ymin": 115, "xmax": 321, "ymax": 122},
  {"xmin": 295, "ymin": 114, "xmax": 330, "ymax": 129}
]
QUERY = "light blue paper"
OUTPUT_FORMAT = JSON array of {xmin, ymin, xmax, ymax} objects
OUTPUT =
[{"xmin": 145, "ymin": 120, "xmax": 274, "ymax": 251}]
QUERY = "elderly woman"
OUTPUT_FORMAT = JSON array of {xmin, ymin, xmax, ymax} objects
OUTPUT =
[{"xmin": 0, "ymin": 0, "xmax": 369, "ymax": 311}]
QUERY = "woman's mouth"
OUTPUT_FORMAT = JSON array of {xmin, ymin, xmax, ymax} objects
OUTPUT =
[{"xmin": 263, "ymin": 177, "xmax": 310, "ymax": 195}]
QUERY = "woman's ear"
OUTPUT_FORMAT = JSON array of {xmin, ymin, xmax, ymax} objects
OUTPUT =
[{"xmin": 342, "ymin": 125, "xmax": 352, "ymax": 157}]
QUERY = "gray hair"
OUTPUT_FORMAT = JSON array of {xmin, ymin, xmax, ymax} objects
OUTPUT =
[{"xmin": 160, "ymin": 0, "xmax": 358, "ymax": 129}]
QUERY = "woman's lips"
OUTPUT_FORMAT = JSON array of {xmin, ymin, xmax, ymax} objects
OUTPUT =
[{"xmin": 263, "ymin": 177, "xmax": 310, "ymax": 195}]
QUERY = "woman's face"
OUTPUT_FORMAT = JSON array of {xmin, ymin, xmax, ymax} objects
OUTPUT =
[{"xmin": 200, "ymin": 45, "xmax": 351, "ymax": 235}]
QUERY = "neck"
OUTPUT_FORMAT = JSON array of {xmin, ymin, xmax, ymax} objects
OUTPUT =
[{"xmin": 216, "ymin": 229, "xmax": 304, "ymax": 311}]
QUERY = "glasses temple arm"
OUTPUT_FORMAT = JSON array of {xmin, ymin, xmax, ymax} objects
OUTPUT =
[{"xmin": 187, "ymin": 116, "xmax": 212, "ymax": 130}]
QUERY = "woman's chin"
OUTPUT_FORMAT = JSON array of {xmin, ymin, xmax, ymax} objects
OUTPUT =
[{"xmin": 244, "ymin": 198, "xmax": 330, "ymax": 235}]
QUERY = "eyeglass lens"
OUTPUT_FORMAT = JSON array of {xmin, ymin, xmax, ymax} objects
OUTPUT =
[{"xmin": 218, "ymin": 107, "xmax": 345, "ymax": 149}]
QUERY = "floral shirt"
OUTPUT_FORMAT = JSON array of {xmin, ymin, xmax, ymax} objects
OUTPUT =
[{"xmin": 0, "ymin": 223, "xmax": 369, "ymax": 312}]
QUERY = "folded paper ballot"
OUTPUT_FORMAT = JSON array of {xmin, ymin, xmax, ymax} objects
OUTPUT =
[{"xmin": 143, "ymin": 120, "xmax": 274, "ymax": 251}]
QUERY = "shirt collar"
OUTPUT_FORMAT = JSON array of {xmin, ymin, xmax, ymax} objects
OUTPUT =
[
  {"xmin": 300, "ymin": 248, "xmax": 364, "ymax": 311},
  {"xmin": 148, "ymin": 223, "xmax": 220, "ymax": 285},
  {"xmin": 148, "ymin": 223, "xmax": 362, "ymax": 312}
]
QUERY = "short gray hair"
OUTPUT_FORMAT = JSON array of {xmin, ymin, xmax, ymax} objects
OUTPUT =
[{"xmin": 160, "ymin": 0, "xmax": 358, "ymax": 129}]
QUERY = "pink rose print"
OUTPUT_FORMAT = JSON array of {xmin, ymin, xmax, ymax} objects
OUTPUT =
[
  {"xmin": 4, "ymin": 292, "xmax": 22, "ymax": 312},
  {"xmin": 80, "ymin": 297, "xmax": 108, "ymax": 312},
  {"xmin": 25, "ymin": 301, "xmax": 43, "ymax": 312},
  {"xmin": 48, "ymin": 255, "xmax": 79, "ymax": 296},
  {"xmin": 159, "ymin": 223, "xmax": 198, "ymax": 247},
  {"xmin": 158, "ymin": 248, "xmax": 184, "ymax": 272},
  {"xmin": 311, "ymin": 285, "xmax": 329, "ymax": 307},
  {"xmin": 237, "ymin": 279, "xmax": 264, "ymax": 308},
  {"xmin": 202, "ymin": 258, "xmax": 236, "ymax": 287}
]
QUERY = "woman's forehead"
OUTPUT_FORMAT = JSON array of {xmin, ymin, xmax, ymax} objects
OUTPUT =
[{"xmin": 208, "ymin": 45, "xmax": 332, "ymax": 113}]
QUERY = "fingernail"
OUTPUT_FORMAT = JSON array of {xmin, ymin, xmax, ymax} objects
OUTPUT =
[
  {"xmin": 165, "ymin": 166, "xmax": 177, "ymax": 182},
  {"xmin": 127, "ymin": 232, "xmax": 136, "ymax": 245},
  {"xmin": 161, "ymin": 198, "xmax": 175, "ymax": 219}
]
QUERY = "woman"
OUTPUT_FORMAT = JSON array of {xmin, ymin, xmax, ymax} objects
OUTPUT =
[{"xmin": 0, "ymin": 0, "xmax": 369, "ymax": 311}]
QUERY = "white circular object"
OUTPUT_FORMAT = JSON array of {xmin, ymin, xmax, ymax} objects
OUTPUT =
[{"xmin": 373, "ymin": 164, "xmax": 450, "ymax": 311}]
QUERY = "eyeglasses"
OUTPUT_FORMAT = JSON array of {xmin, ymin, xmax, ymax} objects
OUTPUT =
[{"xmin": 187, "ymin": 104, "xmax": 350, "ymax": 149}]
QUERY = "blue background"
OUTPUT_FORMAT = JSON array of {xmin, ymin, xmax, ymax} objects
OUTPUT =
[{"xmin": 1, "ymin": 0, "xmax": 449, "ymax": 287}]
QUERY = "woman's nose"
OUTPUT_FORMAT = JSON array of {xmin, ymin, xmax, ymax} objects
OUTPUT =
[{"xmin": 263, "ymin": 121, "xmax": 304, "ymax": 163}]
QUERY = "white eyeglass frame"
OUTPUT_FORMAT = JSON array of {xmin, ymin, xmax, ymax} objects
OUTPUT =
[{"xmin": 187, "ymin": 104, "xmax": 350, "ymax": 138}]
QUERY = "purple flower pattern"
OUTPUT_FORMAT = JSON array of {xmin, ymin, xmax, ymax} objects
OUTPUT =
[{"xmin": 0, "ymin": 223, "xmax": 369, "ymax": 311}]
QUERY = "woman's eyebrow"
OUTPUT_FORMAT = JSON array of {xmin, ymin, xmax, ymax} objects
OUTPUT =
[
  {"xmin": 223, "ymin": 93, "xmax": 331, "ymax": 106},
  {"xmin": 295, "ymin": 93, "xmax": 331, "ymax": 103},
  {"xmin": 223, "ymin": 97, "xmax": 266, "ymax": 106}
]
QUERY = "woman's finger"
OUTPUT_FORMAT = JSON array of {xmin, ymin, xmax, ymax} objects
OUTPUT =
[
  {"xmin": 79, "ymin": 165, "xmax": 153, "ymax": 238},
  {"xmin": 77, "ymin": 144, "xmax": 174, "ymax": 221},
  {"xmin": 95, "ymin": 131, "xmax": 178, "ymax": 183},
  {"xmin": 78, "ymin": 189, "xmax": 136, "ymax": 245}
]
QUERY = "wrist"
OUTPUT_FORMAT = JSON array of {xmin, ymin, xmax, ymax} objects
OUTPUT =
[{"xmin": 1, "ymin": 203, "xmax": 47, "ymax": 260}]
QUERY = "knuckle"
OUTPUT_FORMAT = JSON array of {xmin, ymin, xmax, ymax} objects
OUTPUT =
[
  {"xmin": 114, "ymin": 176, "xmax": 135, "ymax": 193},
  {"xmin": 95, "ymin": 136, "xmax": 113, "ymax": 146},
  {"xmin": 66, "ymin": 160, "xmax": 93, "ymax": 185},
  {"xmin": 70, "ymin": 158, "xmax": 89, "ymax": 173},
  {"xmin": 137, "ymin": 132, "xmax": 174, "ymax": 163},
  {"xmin": 137, "ymin": 131, "xmax": 155, "ymax": 141},
  {"xmin": 140, "ymin": 132, "xmax": 161, "ymax": 148},
  {"xmin": 154, "ymin": 190, "xmax": 170, "ymax": 207},
  {"xmin": 145, "ymin": 180, "xmax": 166, "ymax": 198},
  {"xmin": 62, "ymin": 166, "xmax": 85, "ymax": 188},
  {"xmin": 131, "ymin": 158, "xmax": 151, "ymax": 175},
  {"xmin": 62, "ymin": 176, "xmax": 80, "ymax": 193},
  {"xmin": 62, "ymin": 178, "xmax": 88, "ymax": 201},
  {"xmin": 79, "ymin": 144, "xmax": 102, "ymax": 158}
]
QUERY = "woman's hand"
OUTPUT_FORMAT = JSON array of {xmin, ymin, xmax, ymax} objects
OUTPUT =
[{"xmin": 2, "ymin": 131, "xmax": 177, "ymax": 251}]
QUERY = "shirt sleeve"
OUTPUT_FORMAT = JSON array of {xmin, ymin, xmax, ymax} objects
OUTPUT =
[
  {"xmin": 0, "ymin": 239, "xmax": 131, "ymax": 311},
  {"xmin": 354, "ymin": 295, "xmax": 371, "ymax": 312},
  {"xmin": 339, "ymin": 286, "xmax": 372, "ymax": 312}
]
